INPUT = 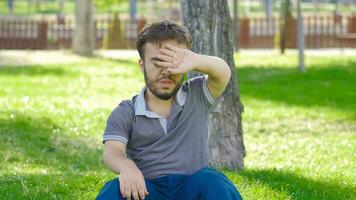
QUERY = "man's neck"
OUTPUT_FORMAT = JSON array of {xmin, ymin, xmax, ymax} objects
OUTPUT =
[{"xmin": 144, "ymin": 88, "xmax": 173, "ymax": 118}]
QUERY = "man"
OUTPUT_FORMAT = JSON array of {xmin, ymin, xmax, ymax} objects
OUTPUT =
[{"xmin": 96, "ymin": 21, "xmax": 242, "ymax": 200}]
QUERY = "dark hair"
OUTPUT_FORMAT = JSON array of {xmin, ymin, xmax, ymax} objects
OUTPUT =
[{"xmin": 136, "ymin": 20, "xmax": 192, "ymax": 59}]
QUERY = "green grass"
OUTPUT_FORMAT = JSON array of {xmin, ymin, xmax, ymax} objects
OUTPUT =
[
  {"xmin": 0, "ymin": 0, "xmax": 170, "ymax": 16},
  {"xmin": 0, "ymin": 0, "xmax": 74, "ymax": 15},
  {"xmin": 0, "ymin": 51, "xmax": 355, "ymax": 199},
  {"xmin": 1, "ymin": 0, "xmax": 355, "ymax": 16}
]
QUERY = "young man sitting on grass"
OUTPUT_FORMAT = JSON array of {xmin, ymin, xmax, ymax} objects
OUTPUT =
[{"xmin": 96, "ymin": 20, "xmax": 243, "ymax": 200}]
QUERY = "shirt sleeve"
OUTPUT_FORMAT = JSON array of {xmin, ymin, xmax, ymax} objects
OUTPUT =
[
  {"xmin": 187, "ymin": 75, "xmax": 222, "ymax": 113},
  {"xmin": 103, "ymin": 100, "xmax": 133, "ymax": 144}
]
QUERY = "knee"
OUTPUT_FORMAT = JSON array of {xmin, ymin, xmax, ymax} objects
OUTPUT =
[
  {"xmin": 190, "ymin": 167, "xmax": 243, "ymax": 199},
  {"xmin": 191, "ymin": 167, "xmax": 226, "ymax": 186},
  {"xmin": 96, "ymin": 178, "xmax": 123, "ymax": 200}
]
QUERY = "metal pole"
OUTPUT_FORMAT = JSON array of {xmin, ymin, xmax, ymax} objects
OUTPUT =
[
  {"xmin": 130, "ymin": 0, "xmax": 136, "ymax": 22},
  {"xmin": 129, "ymin": 0, "xmax": 137, "ymax": 46}
]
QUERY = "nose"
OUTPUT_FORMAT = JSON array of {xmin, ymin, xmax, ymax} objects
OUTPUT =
[{"xmin": 160, "ymin": 67, "xmax": 169, "ymax": 76}]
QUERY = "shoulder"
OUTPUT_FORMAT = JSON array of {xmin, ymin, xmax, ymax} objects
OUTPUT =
[
  {"xmin": 180, "ymin": 75, "xmax": 206, "ymax": 95},
  {"xmin": 184, "ymin": 75, "xmax": 206, "ymax": 88},
  {"xmin": 109, "ymin": 96, "xmax": 137, "ymax": 120},
  {"xmin": 183, "ymin": 75, "xmax": 220, "ymax": 111},
  {"xmin": 113, "ymin": 100, "xmax": 132, "ymax": 113}
]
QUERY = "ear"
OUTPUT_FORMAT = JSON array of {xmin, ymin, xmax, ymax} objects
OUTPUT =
[{"xmin": 139, "ymin": 59, "xmax": 144, "ymax": 73}]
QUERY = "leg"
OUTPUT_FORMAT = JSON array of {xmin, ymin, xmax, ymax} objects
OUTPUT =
[
  {"xmin": 96, "ymin": 178, "xmax": 122, "ymax": 200},
  {"xmin": 178, "ymin": 167, "xmax": 243, "ymax": 200},
  {"xmin": 96, "ymin": 177, "xmax": 166, "ymax": 200}
]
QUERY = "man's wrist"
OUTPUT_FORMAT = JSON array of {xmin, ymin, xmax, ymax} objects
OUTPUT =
[
  {"xmin": 193, "ymin": 54, "xmax": 212, "ymax": 74},
  {"xmin": 118, "ymin": 158, "xmax": 133, "ymax": 172},
  {"xmin": 191, "ymin": 53, "xmax": 205, "ymax": 72}
]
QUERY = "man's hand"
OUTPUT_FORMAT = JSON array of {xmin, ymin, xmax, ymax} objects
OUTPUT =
[
  {"xmin": 155, "ymin": 44, "xmax": 198, "ymax": 75},
  {"xmin": 155, "ymin": 43, "xmax": 231, "ymax": 100},
  {"xmin": 119, "ymin": 159, "xmax": 149, "ymax": 200}
]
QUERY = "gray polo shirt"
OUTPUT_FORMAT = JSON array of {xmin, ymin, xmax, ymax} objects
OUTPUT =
[{"xmin": 103, "ymin": 75, "xmax": 220, "ymax": 180}]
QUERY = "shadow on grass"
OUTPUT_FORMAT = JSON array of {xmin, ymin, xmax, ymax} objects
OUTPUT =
[
  {"xmin": 0, "ymin": 65, "xmax": 77, "ymax": 76},
  {"xmin": 237, "ymin": 64, "xmax": 355, "ymax": 117},
  {"xmin": 0, "ymin": 112, "xmax": 102, "ymax": 172},
  {"xmin": 237, "ymin": 168, "xmax": 355, "ymax": 200}
]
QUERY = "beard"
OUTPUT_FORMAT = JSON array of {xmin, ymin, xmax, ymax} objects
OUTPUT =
[{"xmin": 144, "ymin": 67, "xmax": 183, "ymax": 100}]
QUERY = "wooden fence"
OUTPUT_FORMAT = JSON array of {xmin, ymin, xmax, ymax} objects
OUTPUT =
[
  {"xmin": 0, "ymin": 15, "xmax": 147, "ymax": 50},
  {"xmin": 238, "ymin": 14, "xmax": 356, "ymax": 48},
  {"xmin": 1, "ymin": 14, "xmax": 356, "ymax": 50}
]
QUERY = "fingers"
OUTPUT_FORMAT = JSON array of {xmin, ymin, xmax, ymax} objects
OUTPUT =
[
  {"xmin": 137, "ymin": 179, "xmax": 148, "ymax": 200},
  {"xmin": 119, "ymin": 177, "xmax": 126, "ymax": 198},
  {"xmin": 159, "ymin": 48, "xmax": 175, "ymax": 57},
  {"xmin": 166, "ymin": 44, "xmax": 179, "ymax": 52},
  {"xmin": 156, "ymin": 54, "xmax": 172, "ymax": 63},
  {"xmin": 156, "ymin": 61, "xmax": 173, "ymax": 68},
  {"xmin": 124, "ymin": 183, "xmax": 132, "ymax": 200},
  {"xmin": 119, "ymin": 177, "xmax": 148, "ymax": 200},
  {"xmin": 142, "ymin": 179, "xmax": 149, "ymax": 195},
  {"xmin": 131, "ymin": 184, "xmax": 140, "ymax": 200}
]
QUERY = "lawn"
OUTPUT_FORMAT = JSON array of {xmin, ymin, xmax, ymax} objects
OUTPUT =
[
  {"xmin": 0, "ymin": 50, "xmax": 355, "ymax": 199},
  {"xmin": 1, "ymin": 0, "xmax": 355, "ymax": 16}
]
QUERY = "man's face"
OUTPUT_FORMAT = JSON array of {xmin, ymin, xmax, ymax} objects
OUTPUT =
[{"xmin": 140, "ymin": 40, "xmax": 185, "ymax": 100}]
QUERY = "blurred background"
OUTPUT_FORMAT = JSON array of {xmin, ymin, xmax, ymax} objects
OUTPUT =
[{"xmin": 0, "ymin": 0, "xmax": 355, "ymax": 50}]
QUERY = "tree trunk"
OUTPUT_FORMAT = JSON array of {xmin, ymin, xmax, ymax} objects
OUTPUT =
[
  {"xmin": 181, "ymin": 0, "xmax": 245, "ymax": 170},
  {"xmin": 280, "ymin": 0, "xmax": 292, "ymax": 54},
  {"xmin": 73, "ymin": 0, "xmax": 95, "ymax": 56},
  {"xmin": 296, "ymin": 0, "xmax": 305, "ymax": 72}
]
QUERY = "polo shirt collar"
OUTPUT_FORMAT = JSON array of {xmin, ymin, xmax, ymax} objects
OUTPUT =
[{"xmin": 134, "ymin": 85, "xmax": 187, "ymax": 118}]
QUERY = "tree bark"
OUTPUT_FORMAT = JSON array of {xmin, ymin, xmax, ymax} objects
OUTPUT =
[
  {"xmin": 280, "ymin": 0, "xmax": 292, "ymax": 54},
  {"xmin": 73, "ymin": 0, "xmax": 95, "ymax": 56},
  {"xmin": 181, "ymin": 0, "xmax": 245, "ymax": 170},
  {"xmin": 297, "ymin": 0, "xmax": 305, "ymax": 72}
]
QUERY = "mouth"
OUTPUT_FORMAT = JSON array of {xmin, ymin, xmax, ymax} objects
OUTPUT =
[
  {"xmin": 159, "ymin": 77, "xmax": 174, "ymax": 83},
  {"xmin": 158, "ymin": 78, "xmax": 174, "ymax": 88}
]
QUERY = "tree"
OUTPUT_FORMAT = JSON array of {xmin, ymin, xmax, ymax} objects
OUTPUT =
[
  {"xmin": 181, "ymin": 0, "xmax": 245, "ymax": 170},
  {"xmin": 296, "ymin": 0, "xmax": 305, "ymax": 71},
  {"xmin": 72, "ymin": 0, "xmax": 95, "ymax": 56},
  {"xmin": 280, "ymin": 0, "xmax": 292, "ymax": 54}
]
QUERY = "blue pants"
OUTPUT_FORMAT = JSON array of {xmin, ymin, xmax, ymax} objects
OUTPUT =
[{"xmin": 96, "ymin": 166, "xmax": 242, "ymax": 200}]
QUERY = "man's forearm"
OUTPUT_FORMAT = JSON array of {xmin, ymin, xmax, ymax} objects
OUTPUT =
[
  {"xmin": 194, "ymin": 54, "xmax": 231, "ymax": 98},
  {"xmin": 103, "ymin": 146, "xmax": 131, "ymax": 175},
  {"xmin": 194, "ymin": 55, "xmax": 230, "ymax": 83}
]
